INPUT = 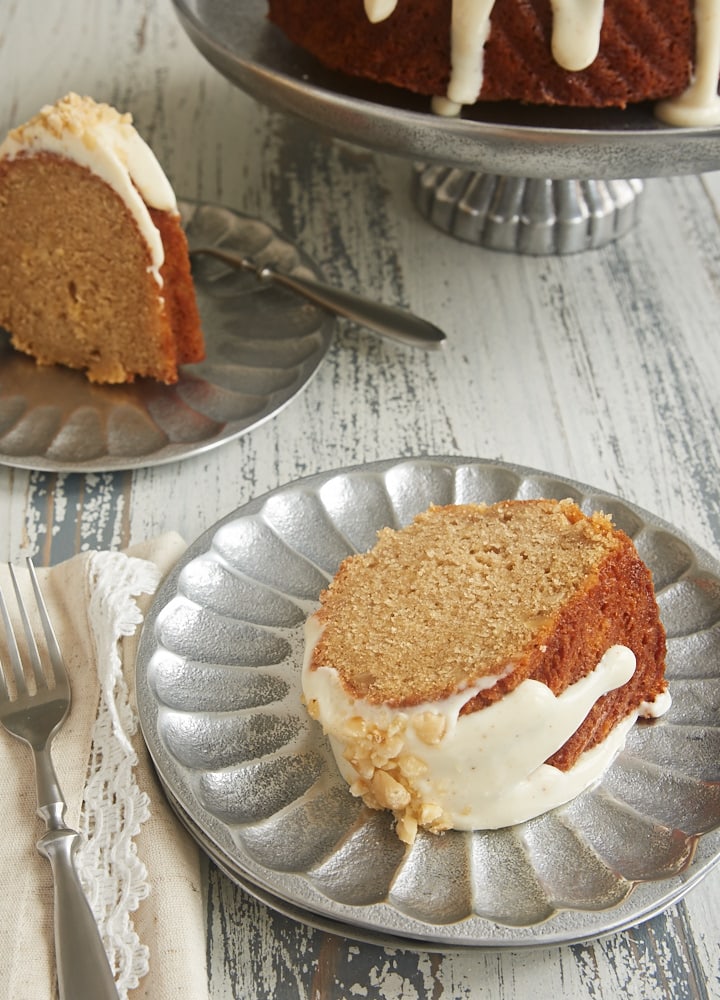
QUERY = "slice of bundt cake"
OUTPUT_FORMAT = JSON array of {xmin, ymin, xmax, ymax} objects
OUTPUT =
[
  {"xmin": 302, "ymin": 499, "xmax": 670, "ymax": 843},
  {"xmin": 0, "ymin": 93, "xmax": 204, "ymax": 384}
]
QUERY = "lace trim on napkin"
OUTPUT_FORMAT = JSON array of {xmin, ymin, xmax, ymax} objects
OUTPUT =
[{"xmin": 76, "ymin": 550, "xmax": 161, "ymax": 998}]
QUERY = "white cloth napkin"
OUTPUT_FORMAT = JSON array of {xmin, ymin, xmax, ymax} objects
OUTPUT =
[{"xmin": 0, "ymin": 534, "xmax": 209, "ymax": 1000}]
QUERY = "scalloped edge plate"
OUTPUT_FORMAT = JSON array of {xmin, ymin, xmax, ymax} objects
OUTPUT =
[
  {"xmin": 136, "ymin": 457, "xmax": 720, "ymax": 947},
  {"xmin": 0, "ymin": 200, "xmax": 334, "ymax": 472}
]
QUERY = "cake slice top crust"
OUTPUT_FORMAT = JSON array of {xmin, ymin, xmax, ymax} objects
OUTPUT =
[{"xmin": 311, "ymin": 499, "xmax": 633, "ymax": 706}]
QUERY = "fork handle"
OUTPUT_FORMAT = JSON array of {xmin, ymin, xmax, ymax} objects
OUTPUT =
[
  {"xmin": 193, "ymin": 246, "xmax": 447, "ymax": 349},
  {"xmin": 38, "ymin": 828, "xmax": 119, "ymax": 1000}
]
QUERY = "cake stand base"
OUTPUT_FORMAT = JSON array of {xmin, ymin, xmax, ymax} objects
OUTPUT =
[{"xmin": 412, "ymin": 165, "xmax": 645, "ymax": 254}]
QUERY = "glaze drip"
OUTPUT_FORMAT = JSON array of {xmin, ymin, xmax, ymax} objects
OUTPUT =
[{"xmin": 362, "ymin": 0, "xmax": 720, "ymax": 125}]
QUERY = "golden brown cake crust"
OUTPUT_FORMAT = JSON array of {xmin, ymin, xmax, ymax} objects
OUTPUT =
[
  {"xmin": 149, "ymin": 206, "xmax": 205, "ymax": 369},
  {"xmin": 0, "ymin": 152, "xmax": 203, "ymax": 385},
  {"xmin": 268, "ymin": 0, "xmax": 695, "ymax": 109},
  {"xmin": 311, "ymin": 499, "xmax": 667, "ymax": 772}
]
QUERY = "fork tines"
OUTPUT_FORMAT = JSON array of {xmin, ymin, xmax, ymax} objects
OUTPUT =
[{"xmin": 0, "ymin": 559, "xmax": 65, "ymax": 700}]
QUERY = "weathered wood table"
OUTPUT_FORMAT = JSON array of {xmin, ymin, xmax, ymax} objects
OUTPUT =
[{"xmin": 2, "ymin": 1, "xmax": 720, "ymax": 996}]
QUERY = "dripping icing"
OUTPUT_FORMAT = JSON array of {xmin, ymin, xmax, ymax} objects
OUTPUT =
[
  {"xmin": 550, "ymin": 0, "xmax": 605, "ymax": 72},
  {"xmin": 656, "ymin": 0, "xmax": 720, "ymax": 125},
  {"xmin": 362, "ymin": 0, "xmax": 720, "ymax": 126}
]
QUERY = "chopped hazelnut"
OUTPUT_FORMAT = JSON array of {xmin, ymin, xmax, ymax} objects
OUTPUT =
[
  {"xmin": 412, "ymin": 711, "xmax": 446, "ymax": 745},
  {"xmin": 371, "ymin": 769, "xmax": 411, "ymax": 810},
  {"xmin": 418, "ymin": 802, "xmax": 444, "ymax": 825},
  {"xmin": 397, "ymin": 753, "xmax": 428, "ymax": 779},
  {"xmin": 342, "ymin": 715, "xmax": 368, "ymax": 738},
  {"xmin": 396, "ymin": 814, "xmax": 418, "ymax": 845}
]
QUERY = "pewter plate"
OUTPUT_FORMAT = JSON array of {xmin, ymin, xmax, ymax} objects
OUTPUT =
[
  {"xmin": 136, "ymin": 457, "xmax": 720, "ymax": 948},
  {"xmin": 0, "ymin": 200, "xmax": 333, "ymax": 473},
  {"xmin": 160, "ymin": 769, "xmax": 720, "ymax": 951},
  {"xmin": 172, "ymin": 0, "xmax": 720, "ymax": 179}
]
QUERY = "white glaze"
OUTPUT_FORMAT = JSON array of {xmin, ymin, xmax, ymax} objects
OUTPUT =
[
  {"xmin": 656, "ymin": 0, "xmax": 720, "ymax": 126},
  {"xmin": 639, "ymin": 688, "xmax": 673, "ymax": 718},
  {"xmin": 303, "ymin": 617, "xmax": 671, "ymax": 832},
  {"xmin": 364, "ymin": 1, "xmax": 720, "ymax": 126},
  {"xmin": 446, "ymin": 0, "xmax": 496, "ymax": 106},
  {"xmin": 364, "ymin": 0, "xmax": 397, "ymax": 23},
  {"xmin": 550, "ymin": 0, "xmax": 604, "ymax": 72}
]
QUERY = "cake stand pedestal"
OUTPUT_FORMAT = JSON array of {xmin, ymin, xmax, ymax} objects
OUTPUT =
[
  {"xmin": 412, "ymin": 167, "xmax": 644, "ymax": 254},
  {"xmin": 171, "ymin": 0, "xmax": 720, "ymax": 256}
]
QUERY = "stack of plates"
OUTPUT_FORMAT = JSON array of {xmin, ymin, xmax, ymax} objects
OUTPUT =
[{"xmin": 136, "ymin": 457, "xmax": 720, "ymax": 948}]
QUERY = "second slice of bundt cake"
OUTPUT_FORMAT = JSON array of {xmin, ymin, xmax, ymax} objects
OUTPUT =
[{"xmin": 0, "ymin": 94, "xmax": 204, "ymax": 385}]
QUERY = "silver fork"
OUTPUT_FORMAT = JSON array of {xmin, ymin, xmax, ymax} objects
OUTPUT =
[{"xmin": 0, "ymin": 559, "xmax": 119, "ymax": 1000}]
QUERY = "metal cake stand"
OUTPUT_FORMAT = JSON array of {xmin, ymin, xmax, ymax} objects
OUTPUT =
[{"xmin": 173, "ymin": 0, "xmax": 720, "ymax": 253}]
